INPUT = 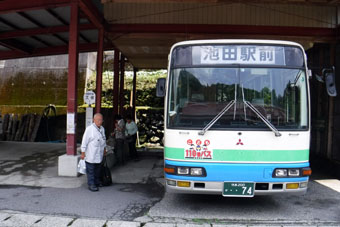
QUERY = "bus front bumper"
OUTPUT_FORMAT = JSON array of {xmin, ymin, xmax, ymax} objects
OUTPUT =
[{"xmin": 165, "ymin": 178, "xmax": 308, "ymax": 196}]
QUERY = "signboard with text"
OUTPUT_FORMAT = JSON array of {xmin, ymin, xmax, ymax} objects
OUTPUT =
[
  {"xmin": 83, "ymin": 91, "xmax": 96, "ymax": 105},
  {"xmin": 192, "ymin": 45, "xmax": 285, "ymax": 66}
]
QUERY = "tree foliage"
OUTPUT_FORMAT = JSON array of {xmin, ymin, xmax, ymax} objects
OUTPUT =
[{"xmin": 86, "ymin": 69, "xmax": 166, "ymax": 108}]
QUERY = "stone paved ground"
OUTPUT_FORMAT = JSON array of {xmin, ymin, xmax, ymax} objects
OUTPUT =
[
  {"xmin": 1, "ymin": 210, "xmax": 340, "ymax": 227},
  {"xmin": 1, "ymin": 142, "xmax": 340, "ymax": 227}
]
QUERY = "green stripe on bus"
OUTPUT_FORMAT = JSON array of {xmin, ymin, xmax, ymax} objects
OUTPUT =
[{"xmin": 164, "ymin": 147, "xmax": 309, "ymax": 162}]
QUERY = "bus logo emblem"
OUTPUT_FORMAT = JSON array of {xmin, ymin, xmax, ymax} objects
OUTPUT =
[
  {"xmin": 236, "ymin": 139, "xmax": 244, "ymax": 145},
  {"xmin": 185, "ymin": 138, "xmax": 213, "ymax": 159}
]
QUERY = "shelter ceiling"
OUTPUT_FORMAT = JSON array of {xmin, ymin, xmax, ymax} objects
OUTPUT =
[
  {"xmin": 105, "ymin": 1, "xmax": 339, "ymax": 69},
  {"xmin": 102, "ymin": 0, "xmax": 340, "ymax": 6},
  {"xmin": 0, "ymin": 0, "xmax": 339, "ymax": 70},
  {"xmin": 0, "ymin": 0, "xmax": 109, "ymax": 61}
]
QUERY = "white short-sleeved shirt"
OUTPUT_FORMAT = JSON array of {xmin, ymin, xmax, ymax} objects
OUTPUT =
[
  {"xmin": 81, "ymin": 123, "xmax": 106, "ymax": 163},
  {"xmin": 125, "ymin": 121, "xmax": 138, "ymax": 136}
]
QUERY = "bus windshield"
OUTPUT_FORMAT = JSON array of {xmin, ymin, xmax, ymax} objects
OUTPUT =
[{"xmin": 167, "ymin": 67, "xmax": 308, "ymax": 130}]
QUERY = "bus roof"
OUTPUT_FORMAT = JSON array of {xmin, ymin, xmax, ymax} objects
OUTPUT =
[{"xmin": 171, "ymin": 39, "xmax": 304, "ymax": 51}]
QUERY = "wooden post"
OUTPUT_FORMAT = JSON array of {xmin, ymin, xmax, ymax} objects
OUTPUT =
[
  {"xmin": 132, "ymin": 68, "xmax": 137, "ymax": 121},
  {"xmin": 66, "ymin": 2, "xmax": 79, "ymax": 156},
  {"xmin": 95, "ymin": 28, "xmax": 104, "ymax": 113},
  {"xmin": 119, "ymin": 54, "xmax": 125, "ymax": 115}
]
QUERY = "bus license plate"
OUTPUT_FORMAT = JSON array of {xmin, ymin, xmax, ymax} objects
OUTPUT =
[{"xmin": 223, "ymin": 182, "xmax": 255, "ymax": 197}]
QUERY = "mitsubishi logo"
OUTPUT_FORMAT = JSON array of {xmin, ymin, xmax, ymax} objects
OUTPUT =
[{"xmin": 236, "ymin": 139, "xmax": 244, "ymax": 145}]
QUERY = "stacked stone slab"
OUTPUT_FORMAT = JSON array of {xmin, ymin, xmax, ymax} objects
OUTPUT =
[
  {"xmin": 1, "ymin": 113, "xmax": 42, "ymax": 142},
  {"xmin": 136, "ymin": 109, "xmax": 164, "ymax": 146}
]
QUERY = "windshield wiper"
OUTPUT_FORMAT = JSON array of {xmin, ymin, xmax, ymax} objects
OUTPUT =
[
  {"xmin": 240, "ymin": 84, "xmax": 281, "ymax": 137},
  {"xmin": 243, "ymin": 100, "xmax": 281, "ymax": 137},
  {"xmin": 198, "ymin": 100, "xmax": 235, "ymax": 136}
]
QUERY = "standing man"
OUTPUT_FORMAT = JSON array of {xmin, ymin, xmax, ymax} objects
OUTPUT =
[
  {"xmin": 112, "ymin": 114, "xmax": 125, "ymax": 165},
  {"xmin": 125, "ymin": 115, "xmax": 138, "ymax": 161},
  {"xmin": 81, "ymin": 113, "xmax": 106, "ymax": 192}
]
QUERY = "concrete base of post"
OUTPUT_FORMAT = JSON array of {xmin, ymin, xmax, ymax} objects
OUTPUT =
[{"xmin": 58, "ymin": 154, "xmax": 80, "ymax": 177}]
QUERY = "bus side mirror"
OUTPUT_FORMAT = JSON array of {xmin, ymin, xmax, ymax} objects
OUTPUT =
[
  {"xmin": 156, "ymin": 78, "xmax": 166, "ymax": 97},
  {"xmin": 323, "ymin": 67, "xmax": 337, "ymax": 97}
]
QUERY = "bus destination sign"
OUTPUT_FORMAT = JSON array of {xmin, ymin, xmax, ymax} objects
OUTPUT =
[{"xmin": 192, "ymin": 45, "xmax": 285, "ymax": 65}]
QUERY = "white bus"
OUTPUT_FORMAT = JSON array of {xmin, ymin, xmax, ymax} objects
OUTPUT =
[{"xmin": 159, "ymin": 40, "xmax": 312, "ymax": 197}]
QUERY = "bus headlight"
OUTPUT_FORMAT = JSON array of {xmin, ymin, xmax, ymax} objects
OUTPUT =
[
  {"xmin": 165, "ymin": 165, "xmax": 206, "ymax": 177},
  {"xmin": 273, "ymin": 168, "xmax": 310, "ymax": 178},
  {"xmin": 177, "ymin": 167, "xmax": 189, "ymax": 175},
  {"xmin": 288, "ymin": 169, "xmax": 300, "ymax": 177},
  {"xmin": 190, "ymin": 168, "xmax": 203, "ymax": 176},
  {"xmin": 275, "ymin": 169, "xmax": 287, "ymax": 177}
]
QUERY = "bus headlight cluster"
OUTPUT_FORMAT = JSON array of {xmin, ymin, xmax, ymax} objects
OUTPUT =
[
  {"xmin": 288, "ymin": 169, "xmax": 300, "ymax": 177},
  {"xmin": 177, "ymin": 167, "xmax": 189, "ymax": 175},
  {"xmin": 190, "ymin": 168, "xmax": 203, "ymax": 176},
  {"xmin": 275, "ymin": 169, "xmax": 287, "ymax": 177},
  {"xmin": 273, "ymin": 168, "xmax": 311, "ymax": 178},
  {"xmin": 178, "ymin": 167, "xmax": 204, "ymax": 176},
  {"xmin": 164, "ymin": 165, "xmax": 206, "ymax": 177},
  {"xmin": 274, "ymin": 168, "xmax": 299, "ymax": 177}
]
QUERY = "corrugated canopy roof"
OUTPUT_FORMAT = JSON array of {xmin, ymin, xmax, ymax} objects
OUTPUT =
[
  {"xmin": 104, "ymin": 0, "xmax": 340, "ymax": 69},
  {"xmin": 0, "ymin": 0, "xmax": 111, "ymax": 61}
]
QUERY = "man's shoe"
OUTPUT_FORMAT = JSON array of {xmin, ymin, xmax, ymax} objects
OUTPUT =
[
  {"xmin": 96, "ymin": 183, "xmax": 103, "ymax": 187},
  {"xmin": 88, "ymin": 185, "xmax": 99, "ymax": 192}
]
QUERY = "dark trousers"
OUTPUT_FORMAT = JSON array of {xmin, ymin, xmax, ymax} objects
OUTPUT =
[
  {"xmin": 85, "ymin": 161, "xmax": 101, "ymax": 186},
  {"xmin": 128, "ymin": 134, "xmax": 138, "ymax": 159},
  {"xmin": 115, "ymin": 139, "xmax": 125, "ymax": 164}
]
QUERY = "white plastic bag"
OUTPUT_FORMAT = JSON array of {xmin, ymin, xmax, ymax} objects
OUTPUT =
[{"xmin": 77, "ymin": 159, "xmax": 86, "ymax": 174}]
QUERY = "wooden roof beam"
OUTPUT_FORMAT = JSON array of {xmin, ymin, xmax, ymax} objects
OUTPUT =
[
  {"xmin": 18, "ymin": 11, "xmax": 68, "ymax": 45},
  {"xmin": 0, "ymin": 15, "xmax": 49, "ymax": 48},
  {"xmin": 78, "ymin": 0, "xmax": 105, "ymax": 30},
  {"xmin": 0, "ymin": 23, "xmax": 95, "ymax": 40},
  {"xmin": 102, "ymin": 0, "xmax": 340, "ymax": 5},
  {"xmin": 0, "ymin": 41, "xmax": 115, "ymax": 60},
  {"xmin": 0, "ymin": 0, "xmax": 71, "ymax": 15},
  {"xmin": 46, "ymin": 8, "xmax": 91, "ymax": 43},
  {"xmin": 108, "ymin": 23, "xmax": 336, "ymax": 39},
  {"xmin": 0, "ymin": 39, "xmax": 33, "ymax": 54}
]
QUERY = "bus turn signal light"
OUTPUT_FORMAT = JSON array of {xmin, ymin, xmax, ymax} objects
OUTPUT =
[
  {"xmin": 164, "ymin": 167, "xmax": 175, "ymax": 174},
  {"xmin": 302, "ymin": 168, "xmax": 312, "ymax": 176}
]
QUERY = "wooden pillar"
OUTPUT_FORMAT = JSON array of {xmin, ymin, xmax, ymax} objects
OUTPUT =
[
  {"xmin": 113, "ymin": 50, "xmax": 120, "ymax": 116},
  {"xmin": 132, "ymin": 68, "xmax": 137, "ymax": 121},
  {"xmin": 66, "ymin": 2, "xmax": 79, "ymax": 156},
  {"xmin": 95, "ymin": 28, "xmax": 104, "ymax": 114},
  {"xmin": 119, "ymin": 55, "xmax": 125, "ymax": 115}
]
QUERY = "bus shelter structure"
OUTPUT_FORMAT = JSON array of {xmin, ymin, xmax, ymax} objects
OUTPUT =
[{"xmin": 1, "ymin": 0, "xmax": 340, "ymax": 175}]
